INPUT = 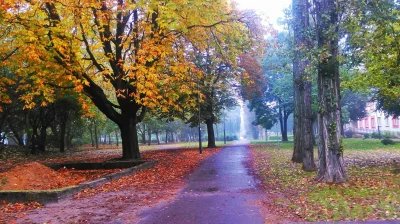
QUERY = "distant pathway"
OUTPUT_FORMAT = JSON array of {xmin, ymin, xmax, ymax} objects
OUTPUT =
[{"xmin": 138, "ymin": 142, "xmax": 269, "ymax": 224}]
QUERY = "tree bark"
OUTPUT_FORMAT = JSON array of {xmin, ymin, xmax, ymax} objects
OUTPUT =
[
  {"xmin": 119, "ymin": 116, "xmax": 140, "ymax": 159},
  {"xmin": 292, "ymin": 0, "xmax": 315, "ymax": 171},
  {"xmin": 315, "ymin": 0, "xmax": 346, "ymax": 183},
  {"xmin": 206, "ymin": 119, "xmax": 216, "ymax": 148}
]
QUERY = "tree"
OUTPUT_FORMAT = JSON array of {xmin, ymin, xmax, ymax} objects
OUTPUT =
[
  {"xmin": 247, "ymin": 32, "xmax": 293, "ymax": 142},
  {"xmin": 1, "ymin": 1, "xmax": 255, "ymax": 159},
  {"xmin": 343, "ymin": 0, "xmax": 400, "ymax": 116},
  {"xmin": 341, "ymin": 90, "xmax": 368, "ymax": 123},
  {"xmin": 315, "ymin": 0, "xmax": 346, "ymax": 183},
  {"xmin": 292, "ymin": 0, "xmax": 316, "ymax": 170}
]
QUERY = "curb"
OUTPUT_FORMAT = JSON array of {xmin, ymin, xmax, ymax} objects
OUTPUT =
[{"xmin": 0, "ymin": 160, "xmax": 158, "ymax": 204}]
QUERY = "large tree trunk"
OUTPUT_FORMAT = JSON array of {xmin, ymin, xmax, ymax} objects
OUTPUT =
[
  {"xmin": 292, "ymin": 0, "xmax": 315, "ymax": 171},
  {"xmin": 206, "ymin": 119, "xmax": 216, "ymax": 148},
  {"xmin": 119, "ymin": 116, "xmax": 140, "ymax": 160},
  {"xmin": 302, "ymin": 79, "xmax": 315, "ymax": 171},
  {"xmin": 315, "ymin": 0, "xmax": 346, "ymax": 183}
]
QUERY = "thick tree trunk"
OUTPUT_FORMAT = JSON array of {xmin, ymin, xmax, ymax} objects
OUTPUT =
[
  {"xmin": 119, "ymin": 116, "xmax": 140, "ymax": 160},
  {"xmin": 315, "ymin": 0, "xmax": 346, "ymax": 183},
  {"xmin": 302, "ymin": 79, "xmax": 315, "ymax": 171},
  {"xmin": 108, "ymin": 133, "xmax": 112, "ymax": 145},
  {"xmin": 292, "ymin": 0, "xmax": 315, "ymax": 171},
  {"xmin": 206, "ymin": 120, "xmax": 216, "ymax": 148}
]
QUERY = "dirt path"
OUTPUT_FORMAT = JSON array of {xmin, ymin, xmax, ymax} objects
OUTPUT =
[{"xmin": 137, "ymin": 142, "xmax": 282, "ymax": 224}]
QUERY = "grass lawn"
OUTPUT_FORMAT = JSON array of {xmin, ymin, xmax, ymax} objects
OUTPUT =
[{"xmin": 250, "ymin": 138, "xmax": 400, "ymax": 222}]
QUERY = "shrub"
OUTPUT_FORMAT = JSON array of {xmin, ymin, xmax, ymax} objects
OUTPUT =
[
  {"xmin": 382, "ymin": 132, "xmax": 394, "ymax": 139},
  {"xmin": 363, "ymin": 133, "xmax": 370, "ymax": 139},
  {"xmin": 344, "ymin": 130, "xmax": 354, "ymax": 138},
  {"xmin": 371, "ymin": 132, "xmax": 380, "ymax": 139},
  {"xmin": 381, "ymin": 138, "xmax": 395, "ymax": 145}
]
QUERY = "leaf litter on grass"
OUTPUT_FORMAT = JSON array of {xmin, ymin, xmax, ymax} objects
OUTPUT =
[{"xmin": 249, "ymin": 144, "xmax": 400, "ymax": 222}]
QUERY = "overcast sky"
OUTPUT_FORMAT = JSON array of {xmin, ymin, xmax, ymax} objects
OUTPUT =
[{"xmin": 235, "ymin": 0, "xmax": 291, "ymax": 29}]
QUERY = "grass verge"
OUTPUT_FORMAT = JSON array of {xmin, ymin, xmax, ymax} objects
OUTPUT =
[{"xmin": 250, "ymin": 139, "xmax": 400, "ymax": 222}]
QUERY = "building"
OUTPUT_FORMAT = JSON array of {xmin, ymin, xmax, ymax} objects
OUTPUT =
[{"xmin": 345, "ymin": 102, "xmax": 400, "ymax": 137}]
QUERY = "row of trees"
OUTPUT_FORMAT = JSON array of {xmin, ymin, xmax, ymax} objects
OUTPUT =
[
  {"xmin": 0, "ymin": 1, "xmax": 264, "ymax": 158},
  {"xmin": 246, "ymin": 0, "xmax": 398, "ymax": 183}
]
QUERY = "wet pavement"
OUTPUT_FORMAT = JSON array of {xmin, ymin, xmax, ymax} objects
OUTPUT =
[{"xmin": 138, "ymin": 142, "xmax": 267, "ymax": 224}]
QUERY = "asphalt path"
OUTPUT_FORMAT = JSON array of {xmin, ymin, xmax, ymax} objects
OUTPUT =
[{"xmin": 138, "ymin": 142, "xmax": 267, "ymax": 224}]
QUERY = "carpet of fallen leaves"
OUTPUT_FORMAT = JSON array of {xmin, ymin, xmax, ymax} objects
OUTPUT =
[
  {"xmin": 250, "ymin": 144, "xmax": 400, "ymax": 222},
  {"xmin": 0, "ymin": 147, "xmax": 221, "ymax": 223},
  {"xmin": 75, "ymin": 148, "xmax": 221, "ymax": 198}
]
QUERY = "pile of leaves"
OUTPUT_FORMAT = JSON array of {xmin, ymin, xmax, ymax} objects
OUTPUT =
[{"xmin": 250, "ymin": 144, "xmax": 400, "ymax": 222}]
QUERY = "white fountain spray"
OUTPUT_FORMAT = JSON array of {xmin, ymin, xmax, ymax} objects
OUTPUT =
[{"xmin": 239, "ymin": 100, "xmax": 246, "ymax": 140}]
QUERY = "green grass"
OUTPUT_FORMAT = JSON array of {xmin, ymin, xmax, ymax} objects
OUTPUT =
[
  {"xmin": 139, "ymin": 141, "xmax": 232, "ymax": 151},
  {"xmin": 343, "ymin": 138, "xmax": 399, "ymax": 150},
  {"xmin": 250, "ymin": 139, "xmax": 400, "ymax": 222},
  {"xmin": 251, "ymin": 138, "xmax": 400, "ymax": 151}
]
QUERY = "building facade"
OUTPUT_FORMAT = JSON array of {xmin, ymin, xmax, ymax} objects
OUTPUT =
[{"xmin": 344, "ymin": 102, "xmax": 400, "ymax": 137}]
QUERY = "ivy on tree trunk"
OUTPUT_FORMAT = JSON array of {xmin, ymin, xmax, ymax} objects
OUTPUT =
[{"xmin": 315, "ymin": 0, "xmax": 346, "ymax": 183}]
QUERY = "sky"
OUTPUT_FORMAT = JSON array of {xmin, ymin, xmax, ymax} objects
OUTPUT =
[{"xmin": 235, "ymin": 0, "xmax": 291, "ymax": 29}]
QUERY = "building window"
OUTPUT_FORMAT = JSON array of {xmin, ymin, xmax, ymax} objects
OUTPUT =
[
  {"xmin": 377, "ymin": 117, "xmax": 381, "ymax": 126},
  {"xmin": 394, "ymin": 117, "xmax": 399, "ymax": 128},
  {"xmin": 385, "ymin": 118, "xmax": 389, "ymax": 127},
  {"xmin": 359, "ymin": 120, "xmax": 363, "ymax": 128},
  {"xmin": 371, "ymin": 117, "xmax": 375, "ymax": 128},
  {"xmin": 365, "ymin": 118, "xmax": 369, "ymax": 128}
]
